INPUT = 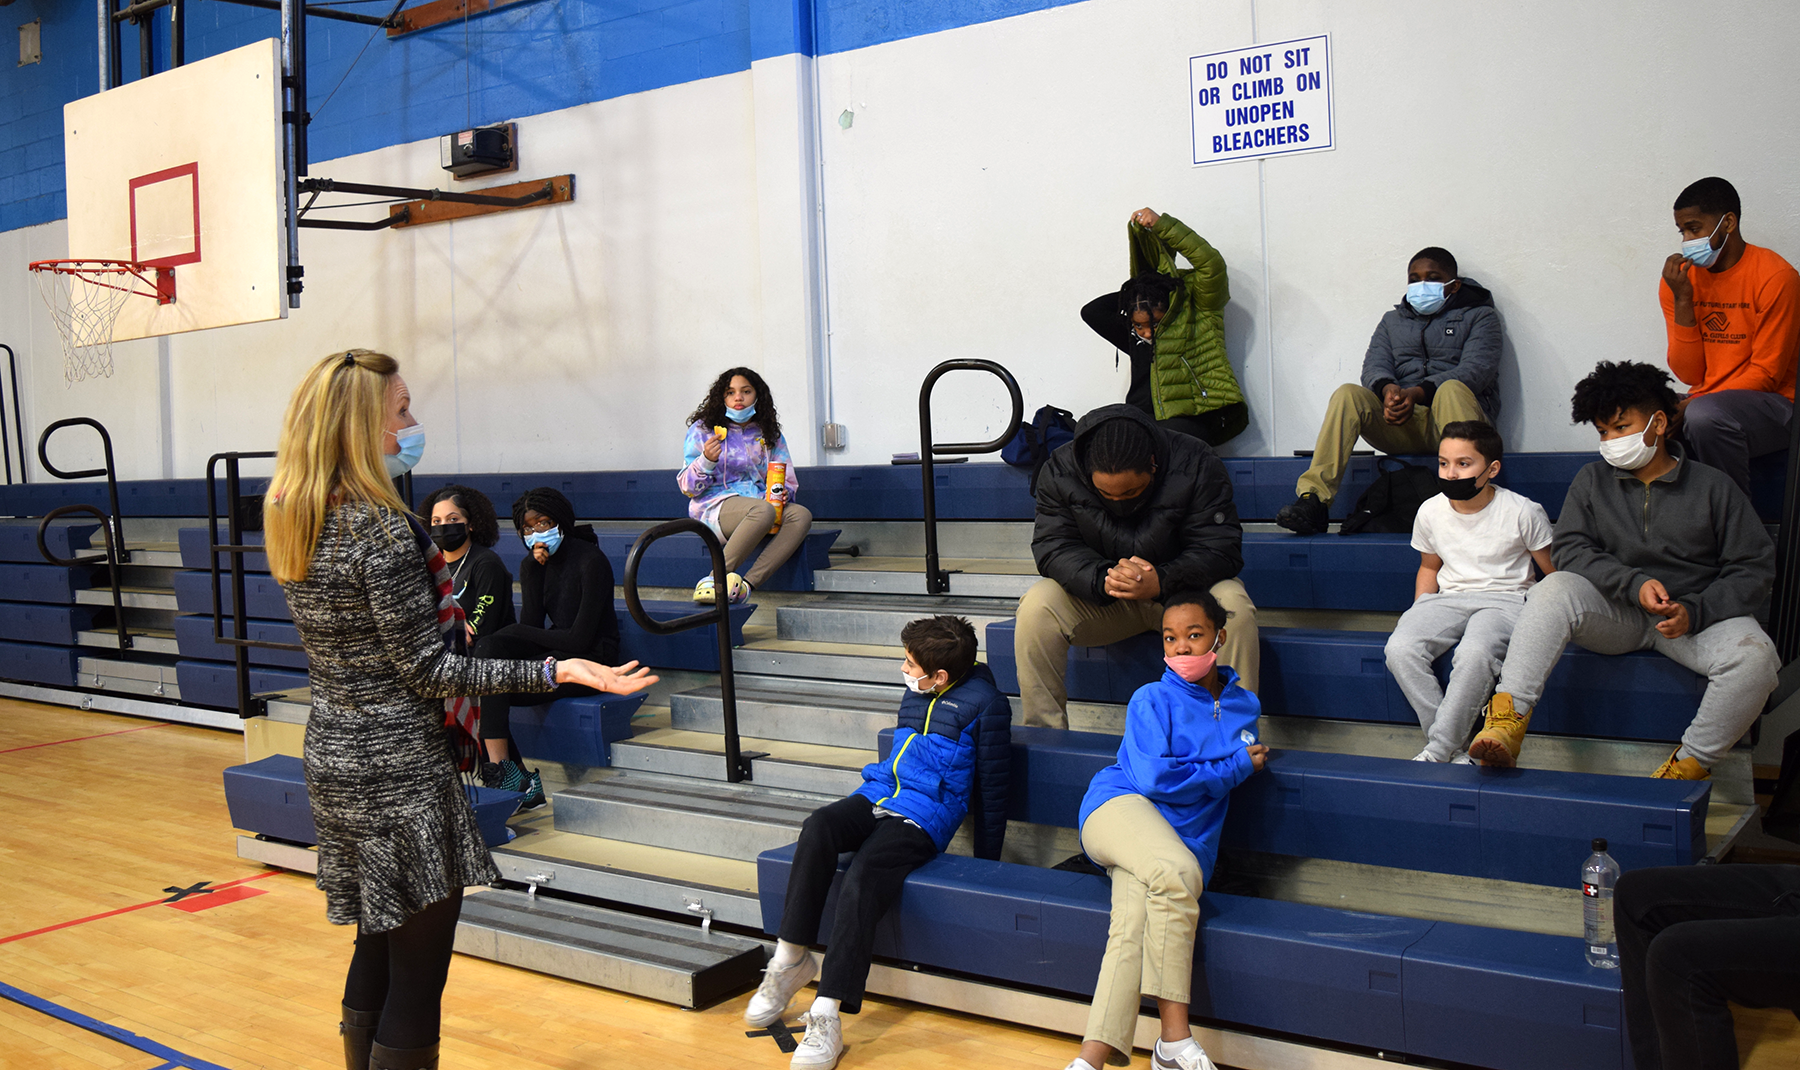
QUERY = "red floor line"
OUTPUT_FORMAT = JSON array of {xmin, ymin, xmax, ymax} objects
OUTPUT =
[
  {"xmin": 0, "ymin": 871, "xmax": 285, "ymax": 946},
  {"xmin": 0, "ymin": 722, "xmax": 173, "ymax": 755}
]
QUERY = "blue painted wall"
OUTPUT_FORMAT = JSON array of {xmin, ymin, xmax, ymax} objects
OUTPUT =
[{"xmin": 0, "ymin": 0, "xmax": 1085, "ymax": 234}]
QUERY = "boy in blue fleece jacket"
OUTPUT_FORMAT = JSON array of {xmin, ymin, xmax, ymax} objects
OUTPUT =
[
  {"xmin": 746, "ymin": 616, "xmax": 1011, "ymax": 1070},
  {"xmin": 1065, "ymin": 589, "xmax": 1266, "ymax": 1070}
]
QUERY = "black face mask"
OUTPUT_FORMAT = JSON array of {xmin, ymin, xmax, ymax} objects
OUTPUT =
[
  {"xmin": 1100, "ymin": 492, "xmax": 1153, "ymax": 519},
  {"xmin": 1437, "ymin": 475, "xmax": 1485, "ymax": 501},
  {"xmin": 429, "ymin": 522, "xmax": 469, "ymax": 552}
]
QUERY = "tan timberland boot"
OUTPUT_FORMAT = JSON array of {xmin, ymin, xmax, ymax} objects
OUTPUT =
[{"xmin": 1467, "ymin": 693, "xmax": 1532, "ymax": 768}]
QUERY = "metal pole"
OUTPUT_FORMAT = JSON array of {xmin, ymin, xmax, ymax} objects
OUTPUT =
[
  {"xmin": 916, "ymin": 360, "xmax": 1024, "ymax": 596},
  {"xmin": 169, "ymin": 0, "xmax": 184, "ymax": 67},
  {"xmin": 97, "ymin": 0, "xmax": 116, "ymax": 90},
  {"xmin": 136, "ymin": 4, "xmax": 152, "ymax": 80},
  {"xmin": 226, "ymin": 456, "xmax": 255, "ymax": 718},
  {"xmin": 281, "ymin": 0, "xmax": 303, "ymax": 307}
]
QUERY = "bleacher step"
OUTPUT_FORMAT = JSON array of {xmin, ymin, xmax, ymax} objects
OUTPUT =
[
  {"xmin": 454, "ymin": 888, "xmax": 766, "ymax": 1009},
  {"xmin": 495, "ymin": 814, "xmax": 763, "ymax": 927},
  {"xmin": 551, "ymin": 771, "xmax": 831, "ymax": 862},
  {"xmin": 814, "ymin": 557, "xmax": 1037, "ymax": 598},
  {"xmin": 670, "ymin": 676, "xmax": 898, "ymax": 749},
  {"xmin": 609, "ymin": 727, "xmax": 871, "ymax": 797},
  {"xmin": 732, "ymin": 639, "xmax": 901, "ymax": 684},
  {"xmin": 73, "ymin": 586, "xmax": 179, "ymax": 611},
  {"xmin": 75, "ymin": 654, "xmax": 181, "ymax": 699},
  {"xmin": 76, "ymin": 628, "xmax": 180, "ymax": 655},
  {"xmin": 776, "ymin": 594, "xmax": 1020, "ymax": 650}
]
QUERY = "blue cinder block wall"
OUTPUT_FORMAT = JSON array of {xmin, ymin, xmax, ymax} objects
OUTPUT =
[{"xmin": 0, "ymin": 0, "xmax": 1087, "ymax": 233}]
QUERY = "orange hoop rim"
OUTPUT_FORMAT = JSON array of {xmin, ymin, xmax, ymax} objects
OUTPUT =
[{"xmin": 29, "ymin": 258, "xmax": 172, "ymax": 303}]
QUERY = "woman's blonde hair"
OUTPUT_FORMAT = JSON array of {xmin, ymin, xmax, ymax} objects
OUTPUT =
[{"xmin": 263, "ymin": 349, "xmax": 410, "ymax": 583}]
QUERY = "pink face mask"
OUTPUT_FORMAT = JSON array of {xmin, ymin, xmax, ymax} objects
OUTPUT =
[{"xmin": 1163, "ymin": 636, "xmax": 1223, "ymax": 683}]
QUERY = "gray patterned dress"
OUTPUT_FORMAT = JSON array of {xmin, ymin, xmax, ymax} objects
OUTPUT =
[{"xmin": 282, "ymin": 503, "xmax": 551, "ymax": 933}]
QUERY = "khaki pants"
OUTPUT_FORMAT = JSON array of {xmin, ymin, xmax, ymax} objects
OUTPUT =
[
  {"xmin": 1080, "ymin": 793, "xmax": 1205, "ymax": 1061},
  {"xmin": 1013, "ymin": 576, "xmax": 1258, "ymax": 728},
  {"xmin": 717, "ymin": 496, "xmax": 814, "ymax": 589},
  {"xmin": 1296, "ymin": 379, "xmax": 1487, "ymax": 502}
]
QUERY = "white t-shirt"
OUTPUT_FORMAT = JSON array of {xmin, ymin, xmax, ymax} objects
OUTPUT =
[{"xmin": 1411, "ymin": 485, "xmax": 1554, "ymax": 594}]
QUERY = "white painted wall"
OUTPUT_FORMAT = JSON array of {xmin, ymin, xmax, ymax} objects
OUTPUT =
[{"xmin": 5, "ymin": 0, "xmax": 1799, "ymax": 484}]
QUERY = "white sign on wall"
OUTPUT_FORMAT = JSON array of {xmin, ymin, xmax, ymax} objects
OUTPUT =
[{"xmin": 1189, "ymin": 35, "xmax": 1333, "ymax": 167}]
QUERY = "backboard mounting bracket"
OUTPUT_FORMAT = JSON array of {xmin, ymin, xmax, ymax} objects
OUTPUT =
[{"xmin": 293, "ymin": 175, "xmax": 575, "ymax": 232}]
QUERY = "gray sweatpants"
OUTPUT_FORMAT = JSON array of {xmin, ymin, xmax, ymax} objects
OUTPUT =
[
  {"xmin": 1495, "ymin": 571, "xmax": 1780, "ymax": 767},
  {"xmin": 1385, "ymin": 591, "xmax": 1526, "ymax": 761}
]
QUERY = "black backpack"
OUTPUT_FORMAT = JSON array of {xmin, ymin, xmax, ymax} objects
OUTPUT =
[
  {"xmin": 1001, "ymin": 405, "xmax": 1078, "ymax": 495},
  {"xmin": 1339, "ymin": 459, "xmax": 1439, "ymax": 535}
]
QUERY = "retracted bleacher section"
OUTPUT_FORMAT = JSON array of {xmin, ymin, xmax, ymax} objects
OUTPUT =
[{"xmin": 0, "ymin": 519, "xmax": 101, "ymax": 688}]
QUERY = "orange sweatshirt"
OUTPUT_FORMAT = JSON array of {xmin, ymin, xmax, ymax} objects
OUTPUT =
[{"xmin": 1661, "ymin": 242, "xmax": 1800, "ymax": 400}]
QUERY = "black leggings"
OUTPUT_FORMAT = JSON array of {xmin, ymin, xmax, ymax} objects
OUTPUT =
[
  {"xmin": 470, "ymin": 632, "xmax": 611, "ymax": 742},
  {"xmin": 1616, "ymin": 864, "xmax": 1800, "ymax": 1070},
  {"xmin": 343, "ymin": 890, "xmax": 464, "ymax": 1049}
]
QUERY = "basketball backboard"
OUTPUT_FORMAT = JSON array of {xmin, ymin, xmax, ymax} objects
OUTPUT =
[{"xmin": 62, "ymin": 38, "xmax": 286, "ymax": 342}]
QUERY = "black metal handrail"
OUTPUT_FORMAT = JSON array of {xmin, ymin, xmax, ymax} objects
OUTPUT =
[
  {"xmin": 37, "ymin": 503, "xmax": 130, "ymax": 653},
  {"xmin": 1771, "ymin": 358, "xmax": 1800, "ymax": 663},
  {"xmin": 918, "ymin": 359, "xmax": 1024, "ymax": 594},
  {"xmin": 622, "ymin": 519, "xmax": 752, "ymax": 782},
  {"xmin": 37, "ymin": 418, "xmax": 128, "ymax": 562},
  {"xmin": 0, "ymin": 344, "xmax": 23, "ymax": 484},
  {"xmin": 206, "ymin": 451, "xmax": 299, "ymax": 719}
]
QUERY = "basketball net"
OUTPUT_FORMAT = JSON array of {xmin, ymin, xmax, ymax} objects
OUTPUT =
[{"xmin": 28, "ymin": 260, "xmax": 171, "ymax": 385}]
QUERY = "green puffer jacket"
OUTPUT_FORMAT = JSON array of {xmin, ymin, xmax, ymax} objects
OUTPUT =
[{"xmin": 1128, "ymin": 214, "xmax": 1244, "ymax": 420}]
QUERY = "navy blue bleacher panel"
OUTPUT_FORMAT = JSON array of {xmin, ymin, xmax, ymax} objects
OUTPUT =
[
  {"xmin": 0, "ymin": 562, "xmax": 94, "ymax": 604},
  {"xmin": 0, "ymin": 519, "xmax": 97, "ymax": 563},
  {"xmin": 1247, "ymin": 457, "xmax": 1384, "ymax": 521},
  {"xmin": 1532, "ymin": 646, "xmax": 1706, "ymax": 742},
  {"xmin": 1297, "ymin": 752, "xmax": 1483, "ymax": 876},
  {"xmin": 1240, "ymin": 532, "xmax": 1417, "ymax": 612},
  {"xmin": 1402, "ymin": 920, "xmax": 1624, "ymax": 1070},
  {"xmin": 448, "ymin": 472, "xmax": 691, "ymax": 522},
  {"xmin": 172, "ymin": 570, "xmax": 291, "ymax": 620},
  {"xmin": 225, "ymin": 754, "xmax": 520, "ymax": 848},
  {"xmin": 175, "ymin": 660, "xmax": 308, "ymax": 709},
  {"xmin": 0, "ymin": 639, "xmax": 79, "ymax": 686},
  {"xmin": 1237, "ymin": 535, "xmax": 1316, "ymax": 608},
  {"xmin": 172, "ymin": 614, "xmax": 308, "ymax": 670},
  {"xmin": 508, "ymin": 693, "xmax": 647, "ymax": 767},
  {"xmin": 799, "ymin": 464, "xmax": 1035, "ymax": 521},
  {"xmin": 617, "ymin": 600, "xmax": 754, "ymax": 671},
  {"xmin": 1219, "ymin": 759, "xmax": 1309, "ymax": 855},
  {"xmin": 0, "ymin": 478, "xmax": 220, "ymax": 519},
  {"xmin": 0, "ymin": 603, "xmax": 95, "ymax": 646},
  {"xmin": 1260, "ymin": 627, "xmax": 1408, "ymax": 725},
  {"xmin": 1189, "ymin": 893, "xmax": 1426, "ymax": 1052},
  {"xmin": 1478, "ymin": 769, "xmax": 1709, "ymax": 884},
  {"xmin": 177, "ymin": 527, "xmax": 268, "ymax": 573}
]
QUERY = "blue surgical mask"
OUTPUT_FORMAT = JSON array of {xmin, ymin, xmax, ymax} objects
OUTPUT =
[
  {"xmin": 524, "ymin": 526, "xmax": 563, "ymax": 555},
  {"xmin": 384, "ymin": 423, "xmax": 425, "ymax": 478},
  {"xmin": 724, "ymin": 404, "xmax": 757, "ymax": 424},
  {"xmin": 1406, "ymin": 280, "xmax": 1452, "ymax": 316},
  {"xmin": 1681, "ymin": 216, "xmax": 1726, "ymax": 268}
]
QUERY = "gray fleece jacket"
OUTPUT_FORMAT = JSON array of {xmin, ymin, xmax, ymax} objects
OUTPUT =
[{"xmin": 1551, "ymin": 452, "xmax": 1773, "ymax": 632}]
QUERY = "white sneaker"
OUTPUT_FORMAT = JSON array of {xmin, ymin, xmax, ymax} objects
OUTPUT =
[
  {"xmin": 1151, "ymin": 1039, "xmax": 1219, "ymax": 1070},
  {"xmin": 744, "ymin": 951, "xmax": 817, "ymax": 1027},
  {"xmin": 1450, "ymin": 752, "xmax": 1475, "ymax": 765},
  {"xmin": 790, "ymin": 1011, "xmax": 843, "ymax": 1069}
]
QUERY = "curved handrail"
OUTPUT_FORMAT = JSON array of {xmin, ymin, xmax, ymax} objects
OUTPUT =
[
  {"xmin": 0, "ymin": 343, "xmax": 22, "ymax": 484},
  {"xmin": 37, "ymin": 417, "xmax": 127, "ymax": 562},
  {"xmin": 917, "ymin": 359, "xmax": 1025, "ymax": 594},
  {"xmin": 622, "ymin": 518, "xmax": 749, "ymax": 782},
  {"xmin": 37, "ymin": 503, "xmax": 130, "ymax": 652}
]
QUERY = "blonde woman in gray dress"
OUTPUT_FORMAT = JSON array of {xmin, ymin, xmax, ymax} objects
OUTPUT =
[{"xmin": 265, "ymin": 349, "xmax": 656, "ymax": 1070}]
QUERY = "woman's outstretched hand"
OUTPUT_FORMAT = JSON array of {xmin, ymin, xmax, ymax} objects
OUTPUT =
[{"xmin": 556, "ymin": 658, "xmax": 660, "ymax": 695}]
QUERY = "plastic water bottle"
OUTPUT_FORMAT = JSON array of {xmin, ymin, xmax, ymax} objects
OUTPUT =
[{"xmin": 1583, "ymin": 837, "xmax": 1620, "ymax": 968}]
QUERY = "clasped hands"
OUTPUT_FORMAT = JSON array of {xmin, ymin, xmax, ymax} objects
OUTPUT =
[
  {"xmin": 1381, "ymin": 383, "xmax": 1425, "ymax": 425},
  {"xmin": 1638, "ymin": 579, "xmax": 1691, "ymax": 639},
  {"xmin": 1104, "ymin": 556, "xmax": 1161, "ymax": 601}
]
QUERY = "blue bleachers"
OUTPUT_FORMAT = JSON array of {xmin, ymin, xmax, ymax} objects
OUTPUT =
[
  {"xmin": 0, "ymin": 562, "xmax": 95, "ymax": 604},
  {"xmin": 0, "ymin": 603, "xmax": 96, "ymax": 646},
  {"xmin": 756, "ymin": 845, "xmax": 1627, "ymax": 1070},
  {"xmin": 0, "ymin": 639, "xmax": 79, "ymax": 687},
  {"xmin": 175, "ymin": 660, "xmax": 310, "ymax": 709},
  {"xmin": 0, "ymin": 519, "xmax": 99, "ymax": 563},
  {"xmin": 877, "ymin": 728, "xmax": 1707, "ymax": 885},
  {"xmin": 172, "ymin": 614, "xmax": 308, "ymax": 670},
  {"xmin": 222, "ymin": 753, "xmax": 520, "ymax": 848},
  {"xmin": 509, "ymin": 693, "xmax": 647, "ymax": 767},
  {"xmin": 984, "ymin": 621, "xmax": 1705, "ymax": 743}
]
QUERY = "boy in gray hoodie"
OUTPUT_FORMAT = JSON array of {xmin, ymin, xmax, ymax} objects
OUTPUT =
[{"xmin": 1467, "ymin": 361, "xmax": 1779, "ymax": 778}]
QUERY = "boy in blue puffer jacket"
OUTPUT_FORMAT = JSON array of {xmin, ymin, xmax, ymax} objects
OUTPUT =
[
  {"xmin": 1064, "ymin": 588, "xmax": 1266, "ymax": 1070},
  {"xmin": 746, "ymin": 616, "xmax": 1011, "ymax": 1069}
]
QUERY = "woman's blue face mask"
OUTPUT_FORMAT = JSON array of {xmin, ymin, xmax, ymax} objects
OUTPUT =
[
  {"xmin": 523, "ymin": 526, "xmax": 563, "ymax": 555},
  {"xmin": 384, "ymin": 424, "xmax": 425, "ymax": 478}
]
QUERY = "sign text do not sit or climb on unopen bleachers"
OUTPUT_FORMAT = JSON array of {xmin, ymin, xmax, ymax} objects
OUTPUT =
[{"xmin": 1189, "ymin": 35, "xmax": 1334, "ymax": 167}]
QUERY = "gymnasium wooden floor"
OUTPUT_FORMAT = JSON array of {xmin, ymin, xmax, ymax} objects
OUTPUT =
[{"xmin": 1, "ymin": 697, "xmax": 1797, "ymax": 1070}]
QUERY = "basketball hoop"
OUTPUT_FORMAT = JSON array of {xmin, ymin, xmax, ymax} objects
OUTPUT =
[{"xmin": 27, "ymin": 259, "xmax": 175, "ymax": 384}]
